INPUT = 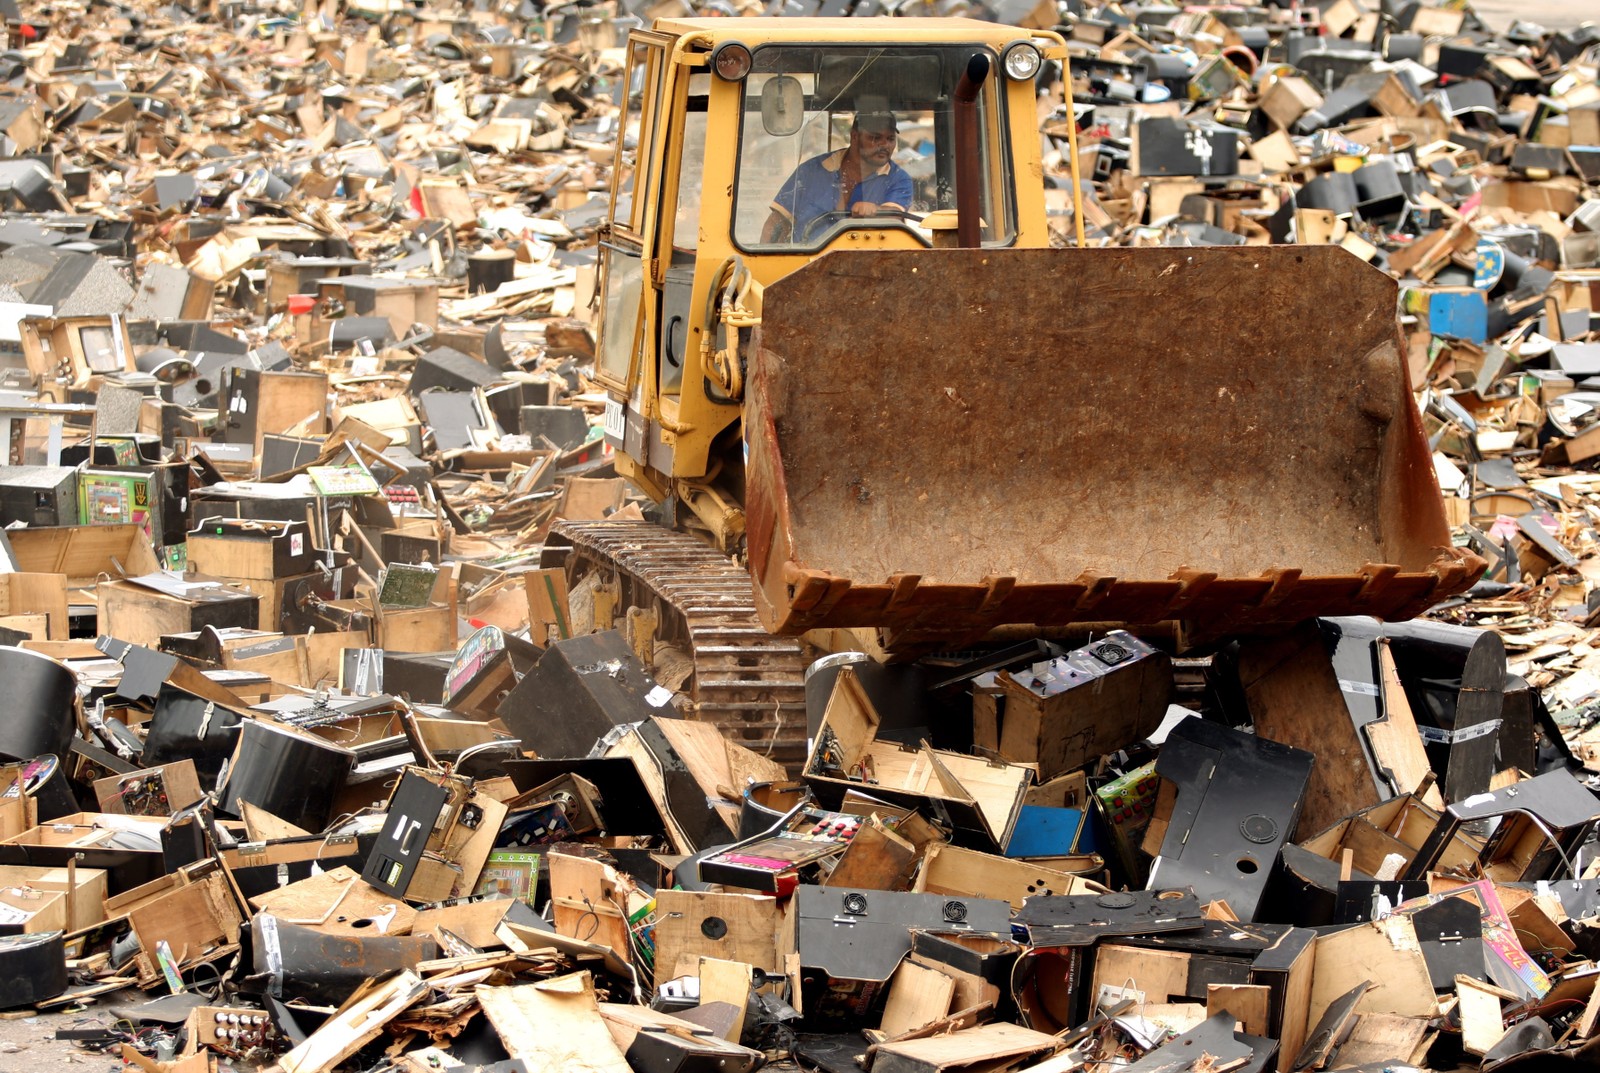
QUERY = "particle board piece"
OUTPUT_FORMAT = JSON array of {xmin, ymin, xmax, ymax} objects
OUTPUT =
[
  {"xmin": 822, "ymin": 817, "xmax": 919, "ymax": 891},
  {"xmin": 476, "ymin": 972, "xmax": 633, "ymax": 1073},
  {"xmin": 880, "ymin": 959, "xmax": 957, "ymax": 1038},
  {"xmin": 1576, "ymin": 974, "xmax": 1600, "ymax": 1039},
  {"xmin": 696, "ymin": 956, "xmax": 753, "ymax": 1042},
  {"xmin": 653, "ymin": 716, "xmax": 789, "ymax": 795},
  {"xmin": 549, "ymin": 850, "xmax": 633, "ymax": 965},
  {"xmin": 653, "ymin": 889, "xmax": 783, "ymax": 980},
  {"xmin": 0, "ymin": 613, "xmax": 48, "ymax": 640},
  {"xmin": 280, "ymin": 970, "xmax": 427, "ymax": 1073},
  {"xmin": 412, "ymin": 898, "xmax": 514, "ymax": 950},
  {"xmin": 1207, "ymin": 983, "xmax": 1271, "ymax": 1037},
  {"xmin": 1240, "ymin": 627, "xmax": 1384, "ymax": 836},
  {"xmin": 1333, "ymin": 1013, "xmax": 1436, "ymax": 1068},
  {"xmin": 1369, "ymin": 640, "xmax": 1443, "ymax": 809},
  {"xmin": 868, "ymin": 1022, "xmax": 1060, "ymax": 1073},
  {"xmin": 1309, "ymin": 917, "xmax": 1436, "ymax": 1028},
  {"xmin": 240, "ymin": 801, "xmax": 312, "ymax": 842},
  {"xmin": 905, "ymin": 952, "xmax": 1000, "ymax": 1016},
  {"xmin": 0, "ymin": 573, "xmax": 68, "ymax": 639},
  {"xmin": 1458, "ymin": 975, "xmax": 1508, "ymax": 1057},
  {"xmin": 913, "ymin": 843, "xmax": 1101, "ymax": 909},
  {"xmin": 1090, "ymin": 944, "xmax": 1193, "ymax": 1007},
  {"xmin": 249, "ymin": 865, "xmax": 418, "ymax": 936},
  {"xmin": 125, "ymin": 871, "xmax": 242, "ymax": 983}
]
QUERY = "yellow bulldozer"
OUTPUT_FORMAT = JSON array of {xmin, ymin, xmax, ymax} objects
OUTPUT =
[{"xmin": 543, "ymin": 17, "xmax": 1484, "ymax": 764}]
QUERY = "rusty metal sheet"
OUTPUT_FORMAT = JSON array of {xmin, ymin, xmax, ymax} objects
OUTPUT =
[{"xmin": 745, "ymin": 246, "xmax": 1483, "ymax": 645}]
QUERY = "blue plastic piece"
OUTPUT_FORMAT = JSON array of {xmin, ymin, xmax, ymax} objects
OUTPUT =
[
  {"xmin": 1004, "ymin": 805, "xmax": 1098, "ymax": 858},
  {"xmin": 1430, "ymin": 290, "xmax": 1488, "ymax": 343}
]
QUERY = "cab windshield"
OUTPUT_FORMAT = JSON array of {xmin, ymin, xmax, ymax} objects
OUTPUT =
[{"xmin": 732, "ymin": 45, "xmax": 1016, "ymax": 252}]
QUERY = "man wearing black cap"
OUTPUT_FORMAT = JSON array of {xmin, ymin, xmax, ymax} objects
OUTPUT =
[{"xmin": 761, "ymin": 111, "xmax": 913, "ymax": 244}]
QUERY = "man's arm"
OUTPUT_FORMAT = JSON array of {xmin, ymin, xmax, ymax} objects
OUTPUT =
[
  {"xmin": 763, "ymin": 160, "xmax": 808, "ymax": 243},
  {"xmin": 849, "ymin": 166, "xmax": 916, "ymax": 217},
  {"xmin": 762, "ymin": 208, "xmax": 793, "ymax": 243},
  {"xmin": 883, "ymin": 165, "xmax": 914, "ymax": 212}
]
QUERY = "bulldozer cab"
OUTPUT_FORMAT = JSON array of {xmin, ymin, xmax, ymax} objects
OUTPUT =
[
  {"xmin": 729, "ymin": 46, "xmax": 1016, "ymax": 250},
  {"xmin": 593, "ymin": 20, "xmax": 1055, "ymax": 530}
]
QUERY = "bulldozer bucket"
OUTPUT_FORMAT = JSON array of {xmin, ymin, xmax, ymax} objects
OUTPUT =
[{"xmin": 743, "ymin": 246, "xmax": 1484, "ymax": 648}]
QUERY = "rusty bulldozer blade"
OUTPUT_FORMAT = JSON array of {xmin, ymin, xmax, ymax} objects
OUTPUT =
[{"xmin": 744, "ymin": 246, "xmax": 1484, "ymax": 648}]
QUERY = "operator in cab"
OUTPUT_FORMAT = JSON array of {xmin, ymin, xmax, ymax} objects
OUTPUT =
[{"xmin": 761, "ymin": 111, "xmax": 913, "ymax": 245}]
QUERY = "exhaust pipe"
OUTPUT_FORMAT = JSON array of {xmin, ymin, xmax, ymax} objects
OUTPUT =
[{"xmin": 953, "ymin": 53, "xmax": 989, "ymax": 249}]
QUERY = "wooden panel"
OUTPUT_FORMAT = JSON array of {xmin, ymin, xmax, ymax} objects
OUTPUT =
[
  {"xmin": 881, "ymin": 959, "xmax": 956, "ymax": 1037},
  {"xmin": 0, "ymin": 614, "xmax": 47, "ymax": 640},
  {"xmin": 1271, "ymin": 932, "xmax": 1316, "ymax": 1073},
  {"xmin": 1457, "ymin": 976, "xmax": 1507, "ymax": 1056},
  {"xmin": 231, "ymin": 575, "xmax": 301, "ymax": 633},
  {"xmin": 307, "ymin": 631, "xmax": 369, "ymax": 689},
  {"xmin": 1337, "ymin": 1012, "xmax": 1435, "ymax": 1067},
  {"xmin": 126, "ymin": 872, "xmax": 241, "ymax": 977},
  {"xmin": 814, "ymin": 667, "xmax": 881, "ymax": 770},
  {"xmin": 1368, "ymin": 640, "xmax": 1443, "ymax": 807},
  {"xmin": 697, "ymin": 957, "xmax": 752, "ymax": 1042},
  {"xmin": 249, "ymin": 865, "xmax": 419, "ymax": 936},
  {"xmin": 1091, "ymin": 944, "xmax": 1193, "ymax": 1005},
  {"xmin": 0, "ymin": 767, "xmax": 31, "ymax": 842},
  {"xmin": 914, "ymin": 843, "xmax": 1099, "ymax": 909},
  {"xmin": 549, "ymin": 852, "xmax": 632, "ymax": 966},
  {"xmin": 1341, "ymin": 820, "xmax": 1414, "ymax": 876},
  {"xmin": 649, "ymin": 718, "xmax": 787, "ymax": 799},
  {"xmin": 376, "ymin": 605, "xmax": 454, "ymax": 653},
  {"xmin": 1240, "ymin": 627, "xmax": 1383, "ymax": 837},
  {"xmin": 823, "ymin": 818, "xmax": 918, "ymax": 892},
  {"xmin": 1207, "ymin": 983, "xmax": 1271, "ymax": 1036},
  {"xmin": 1025, "ymin": 771, "xmax": 1089, "ymax": 810},
  {"xmin": 476, "ymin": 973, "xmax": 631, "ymax": 1073},
  {"xmin": 971, "ymin": 691, "xmax": 1000, "ymax": 756},
  {"xmin": 252, "ymin": 372, "xmax": 329, "ymax": 455},
  {"xmin": 0, "ymin": 864, "xmax": 106, "ymax": 932},
  {"xmin": 653, "ymin": 889, "xmax": 781, "ymax": 980},
  {"xmin": 0, "ymin": 574, "xmax": 69, "ymax": 640},
  {"xmin": 1308, "ymin": 918, "xmax": 1436, "ymax": 1028},
  {"xmin": 8, "ymin": 524, "xmax": 161, "ymax": 585},
  {"xmin": 239, "ymin": 802, "xmax": 310, "ymax": 841},
  {"xmin": 0, "ymin": 886, "xmax": 66, "ymax": 933},
  {"xmin": 413, "ymin": 899, "xmax": 512, "ymax": 949},
  {"xmin": 906, "ymin": 952, "xmax": 999, "ymax": 1015}
]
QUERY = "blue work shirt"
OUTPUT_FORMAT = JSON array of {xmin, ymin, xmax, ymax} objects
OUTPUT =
[{"xmin": 769, "ymin": 149, "xmax": 914, "ymax": 241}]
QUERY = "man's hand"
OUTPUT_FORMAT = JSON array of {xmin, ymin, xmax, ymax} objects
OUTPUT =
[{"xmin": 850, "ymin": 202, "xmax": 880, "ymax": 218}]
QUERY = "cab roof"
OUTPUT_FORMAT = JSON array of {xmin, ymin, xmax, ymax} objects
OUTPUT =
[{"xmin": 651, "ymin": 16, "xmax": 1045, "ymax": 49}]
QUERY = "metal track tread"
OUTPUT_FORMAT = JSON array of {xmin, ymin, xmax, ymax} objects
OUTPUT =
[{"xmin": 551, "ymin": 519, "xmax": 810, "ymax": 769}]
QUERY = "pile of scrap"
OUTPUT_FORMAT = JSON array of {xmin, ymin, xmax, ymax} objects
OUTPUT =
[
  {"xmin": 1051, "ymin": 3, "xmax": 1599, "ymax": 261},
  {"xmin": 5, "ymin": 619, "xmax": 1600, "ymax": 1073}
]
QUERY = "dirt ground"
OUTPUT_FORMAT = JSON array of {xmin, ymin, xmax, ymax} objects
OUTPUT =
[{"xmin": 0, "ymin": 1000, "xmax": 127, "ymax": 1072}]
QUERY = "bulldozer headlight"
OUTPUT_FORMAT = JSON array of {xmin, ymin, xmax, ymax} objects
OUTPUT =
[
  {"xmin": 711, "ymin": 42, "xmax": 752, "ymax": 81},
  {"xmin": 1002, "ymin": 42, "xmax": 1041, "ymax": 81}
]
